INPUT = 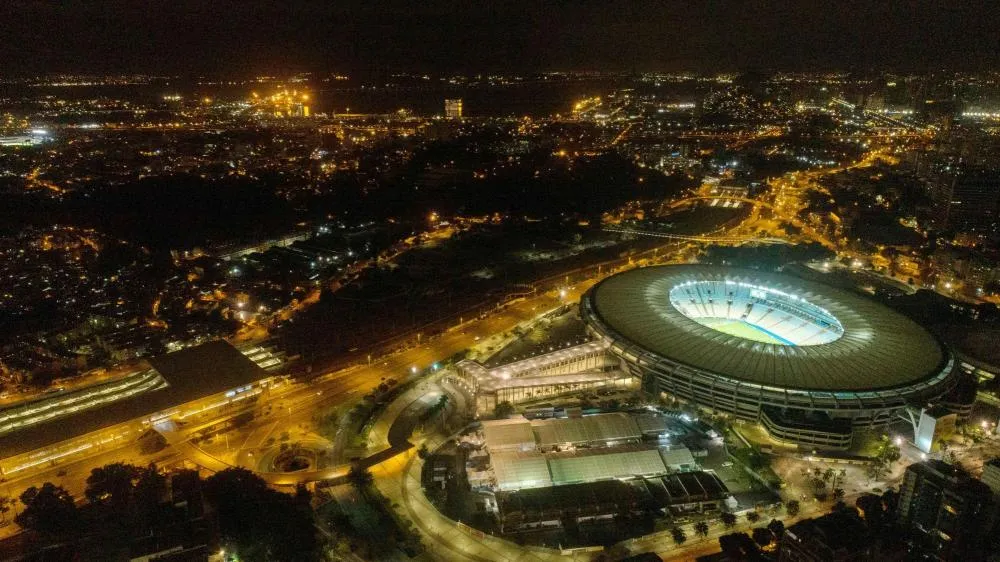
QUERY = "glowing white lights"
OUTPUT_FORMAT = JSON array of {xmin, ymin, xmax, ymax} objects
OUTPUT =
[{"xmin": 668, "ymin": 279, "xmax": 844, "ymax": 346}]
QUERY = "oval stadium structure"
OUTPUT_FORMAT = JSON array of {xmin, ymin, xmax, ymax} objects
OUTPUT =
[{"xmin": 581, "ymin": 265, "xmax": 959, "ymax": 449}]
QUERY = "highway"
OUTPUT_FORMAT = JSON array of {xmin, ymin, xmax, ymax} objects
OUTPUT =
[
  {"xmin": 0, "ymin": 283, "xmax": 594, "ymax": 499},
  {"xmin": 0, "ymin": 222, "xmax": 688, "ymax": 511},
  {"xmin": 602, "ymin": 225, "xmax": 789, "ymax": 245},
  {"xmin": 190, "ymin": 283, "xmax": 595, "ymax": 486}
]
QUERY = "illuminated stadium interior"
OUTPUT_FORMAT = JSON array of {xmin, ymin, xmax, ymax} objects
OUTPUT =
[{"xmin": 668, "ymin": 280, "xmax": 844, "ymax": 346}]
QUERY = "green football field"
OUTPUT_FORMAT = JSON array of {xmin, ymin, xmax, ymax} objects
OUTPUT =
[{"xmin": 699, "ymin": 318, "xmax": 786, "ymax": 345}]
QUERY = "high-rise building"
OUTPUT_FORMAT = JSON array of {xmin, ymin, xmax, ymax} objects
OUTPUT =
[
  {"xmin": 918, "ymin": 158, "xmax": 1000, "ymax": 236},
  {"xmin": 928, "ymin": 164, "xmax": 1000, "ymax": 235},
  {"xmin": 979, "ymin": 458, "xmax": 1000, "ymax": 533},
  {"xmin": 898, "ymin": 460, "xmax": 992, "ymax": 559},
  {"xmin": 918, "ymin": 99, "xmax": 961, "ymax": 131},
  {"xmin": 981, "ymin": 458, "xmax": 1000, "ymax": 495},
  {"xmin": 445, "ymin": 98, "xmax": 463, "ymax": 118}
]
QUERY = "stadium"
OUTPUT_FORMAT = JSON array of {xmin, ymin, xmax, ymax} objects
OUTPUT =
[{"xmin": 580, "ymin": 265, "xmax": 960, "ymax": 449}]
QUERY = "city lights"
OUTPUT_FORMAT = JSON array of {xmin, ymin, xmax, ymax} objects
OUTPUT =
[{"xmin": 1, "ymin": 7, "xmax": 999, "ymax": 559}]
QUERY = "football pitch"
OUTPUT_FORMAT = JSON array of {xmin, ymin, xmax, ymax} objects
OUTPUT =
[{"xmin": 700, "ymin": 318, "xmax": 792, "ymax": 345}]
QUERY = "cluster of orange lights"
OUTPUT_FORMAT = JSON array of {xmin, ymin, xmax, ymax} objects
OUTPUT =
[
  {"xmin": 249, "ymin": 88, "xmax": 312, "ymax": 117},
  {"xmin": 251, "ymin": 89, "xmax": 310, "ymax": 103}
]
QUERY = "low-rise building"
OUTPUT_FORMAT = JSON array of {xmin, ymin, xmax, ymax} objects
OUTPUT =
[
  {"xmin": 0, "ymin": 340, "xmax": 281, "ymax": 478},
  {"xmin": 456, "ymin": 341, "xmax": 635, "ymax": 416}
]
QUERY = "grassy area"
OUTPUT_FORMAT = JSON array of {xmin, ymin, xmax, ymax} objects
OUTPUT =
[
  {"xmin": 732, "ymin": 422, "xmax": 785, "ymax": 450},
  {"xmin": 728, "ymin": 426, "xmax": 785, "ymax": 489},
  {"xmin": 729, "ymin": 446, "xmax": 783, "ymax": 488},
  {"xmin": 848, "ymin": 429, "xmax": 889, "ymax": 458},
  {"xmin": 315, "ymin": 486, "xmax": 423, "ymax": 559},
  {"xmin": 646, "ymin": 205, "xmax": 749, "ymax": 234}
]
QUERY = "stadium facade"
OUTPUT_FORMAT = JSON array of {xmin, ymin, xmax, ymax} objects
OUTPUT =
[{"xmin": 581, "ymin": 265, "xmax": 962, "ymax": 450}]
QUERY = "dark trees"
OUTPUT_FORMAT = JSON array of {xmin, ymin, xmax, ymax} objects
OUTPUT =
[
  {"xmin": 203, "ymin": 467, "xmax": 318, "ymax": 561},
  {"xmin": 16, "ymin": 483, "xmax": 81, "ymax": 537}
]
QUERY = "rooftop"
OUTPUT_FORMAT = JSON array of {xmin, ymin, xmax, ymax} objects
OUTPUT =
[
  {"xmin": 492, "ymin": 451, "xmax": 551, "ymax": 491},
  {"xmin": 488, "ymin": 340, "xmax": 609, "ymax": 379},
  {"xmin": 547, "ymin": 447, "xmax": 667, "ymax": 486},
  {"xmin": 784, "ymin": 511, "xmax": 870, "ymax": 557},
  {"xmin": 0, "ymin": 340, "xmax": 271, "ymax": 459},
  {"xmin": 481, "ymin": 413, "xmax": 644, "ymax": 453},
  {"xmin": 481, "ymin": 418, "xmax": 537, "ymax": 451},
  {"xmin": 491, "ymin": 445, "xmax": 676, "ymax": 491},
  {"xmin": 533, "ymin": 412, "xmax": 642, "ymax": 447},
  {"xmin": 474, "ymin": 369, "xmax": 620, "ymax": 393}
]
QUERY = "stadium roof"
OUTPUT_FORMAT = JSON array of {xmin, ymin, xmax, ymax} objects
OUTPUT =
[
  {"xmin": 0, "ymin": 340, "xmax": 270, "ymax": 459},
  {"xmin": 585, "ymin": 265, "xmax": 948, "ymax": 391}
]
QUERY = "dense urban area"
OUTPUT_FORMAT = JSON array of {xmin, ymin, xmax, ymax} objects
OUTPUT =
[{"xmin": 2, "ymin": 67, "xmax": 1000, "ymax": 562}]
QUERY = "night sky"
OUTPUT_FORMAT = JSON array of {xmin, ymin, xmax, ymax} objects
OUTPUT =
[{"xmin": 2, "ymin": 1, "xmax": 999, "ymax": 75}]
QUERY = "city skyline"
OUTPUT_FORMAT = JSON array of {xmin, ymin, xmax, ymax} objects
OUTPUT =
[{"xmin": 5, "ymin": 4, "xmax": 1000, "ymax": 561}]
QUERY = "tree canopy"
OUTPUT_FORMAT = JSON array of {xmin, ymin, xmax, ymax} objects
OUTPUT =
[
  {"xmin": 701, "ymin": 242, "xmax": 834, "ymax": 271},
  {"xmin": 203, "ymin": 467, "xmax": 318, "ymax": 562},
  {"xmin": 493, "ymin": 400, "xmax": 516, "ymax": 419},
  {"xmin": 16, "ymin": 483, "xmax": 81, "ymax": 537}
]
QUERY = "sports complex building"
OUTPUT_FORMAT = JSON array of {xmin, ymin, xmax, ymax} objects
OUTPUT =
[
  {"xmin": 456, "ymin": 340, "xmax": 635, "ymax": 416},
  {"xmin": 580, "ymin": 265, "xmax": 963, "ymax": 450},
  {"xmin": 471, "ymin": 413, "xmax": 733, "ymax": 534}
]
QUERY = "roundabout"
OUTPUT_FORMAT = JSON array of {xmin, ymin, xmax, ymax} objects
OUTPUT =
[{"xmin": 269, "ymin": 442, "xmax": 320, "ymax": 472}]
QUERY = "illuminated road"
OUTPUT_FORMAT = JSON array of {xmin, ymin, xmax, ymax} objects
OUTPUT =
[
  {"xmin": 367, "ymin": 377, "xmax": 870, "ymax": 562},
  {"xmin": 148, "ymin": 284, "xmax": 596, "ymax": 488},
  {"xmin": 0, "ymin": 284, "xmax": 592, "ymax": 539},
  {"xmin": 602, "ymin": 225, "xmax": 789, "ymax": 245},
  {"xmin": 0, "ymin": 229, "xmax": 683, "ymax": 519},
  {"xmin": 647, "ymin": 492, "xmax": 864, "ymax": 561},
  {"xmin": 142, "ymin": 209, "xmax": 712, "ymax": 488},
  {"xmin": 0, "ymin": 442, "xmax": 184, "ymax": 539}
]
